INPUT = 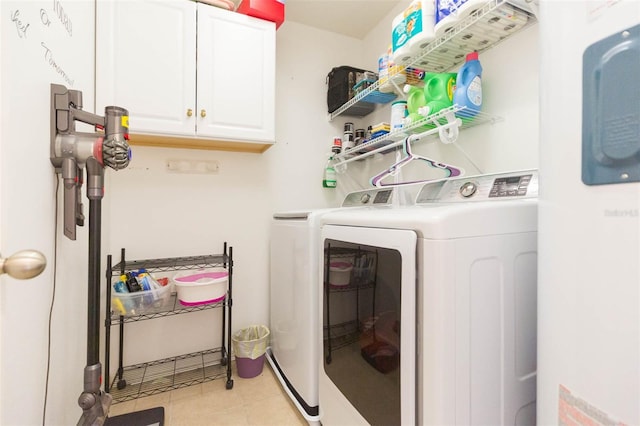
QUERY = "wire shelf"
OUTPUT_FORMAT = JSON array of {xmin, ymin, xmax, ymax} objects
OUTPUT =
[
  {"xmin": 111, "ymin": 254, "xmax": 230, "ymax": 274},
  {"xmin": 328, "ymin": 0, "xmax": 537, "ymax": 121},
  {"xmin": 406, "ymin": 0, "xmax": 535, "ymax": 70},
  {"xmin": 323, "ymin": 320, "xmax": 361, "ymax": 352},
  {"xmin": 108, "ymin": 348, "xmax": 229, "ymax": 403},
  {"xmin": 333, "ymin": 106, "xmax": 502, "ymax": 166},
  {"xmin": 110, "ymin": 293, "xmax": 228, "ymax": 324}
]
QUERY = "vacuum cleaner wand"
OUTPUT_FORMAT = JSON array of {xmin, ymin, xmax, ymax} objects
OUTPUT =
[{"xmin": 50, "ymin": 84, "xmax": 131, "ymax": 426}]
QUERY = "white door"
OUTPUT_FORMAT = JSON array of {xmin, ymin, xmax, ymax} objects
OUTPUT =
[
  {"xmin": 319, "ymin": 225, "xmax": 416, "ymax": 426},
  {"xmin": 1, "ymin": 1, "xmax": 96, "ymax": 424},
  {"xmin": 196, "ymin": 3, "xmax": 275, "ymax": 143},
  {"xmin": 96, "ymin": 0, "xmax": 197, "ymax": 136}
]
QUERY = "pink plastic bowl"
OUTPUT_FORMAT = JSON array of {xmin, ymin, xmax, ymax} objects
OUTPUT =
[
  {"xmin": 173, "ymin": 268, "xmax": 228, "ymax": 306},
  {"xmin": 174, "ymin": 271, "xmax": 228, "ymax": 283}
]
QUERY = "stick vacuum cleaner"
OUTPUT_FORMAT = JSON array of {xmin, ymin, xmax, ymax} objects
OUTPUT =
[{"xmin": 50, "ymin": 83, "xmax": 131, "ymax": 426}]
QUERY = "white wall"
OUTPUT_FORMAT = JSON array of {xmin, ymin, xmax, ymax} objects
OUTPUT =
[{"xmin": 266, "ymin": 20, "xmax": 368, "ymax": 207}]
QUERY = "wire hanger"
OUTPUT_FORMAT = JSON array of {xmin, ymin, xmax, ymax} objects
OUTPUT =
[{"xmin": 369, "ymin": 136, "xmax": 464, "ymax": 187}]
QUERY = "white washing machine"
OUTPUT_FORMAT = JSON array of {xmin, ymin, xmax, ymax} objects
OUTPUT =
[
  {"xmin": 318, "ymin": 170, "xmax": 539, "ymax": 426},
  {"xmin": 267, "ymin": 187, "xmax": 412, "ymax": 424}
]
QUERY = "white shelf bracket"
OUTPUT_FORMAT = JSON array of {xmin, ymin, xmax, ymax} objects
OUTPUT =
[{"xmin": 435, "ymin": 110, "xmax": 461, "ymax": 144}]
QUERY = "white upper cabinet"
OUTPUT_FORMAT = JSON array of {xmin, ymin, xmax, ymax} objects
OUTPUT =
[
  {"xmin": 96, "ymin": 0, "xmax": 276, "ymax": 152},
  {"xmin": 197, "ymin": 4, "xmax": 275, "ymax": 143},
  {"xmin": 97, "ymin": 0, "xmax": 196, "ymax": 135}
]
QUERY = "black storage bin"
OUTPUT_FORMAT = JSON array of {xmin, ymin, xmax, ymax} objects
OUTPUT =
[{"xmin": 326, "ymin": 66, "xmax": 376, "ymax": 117}]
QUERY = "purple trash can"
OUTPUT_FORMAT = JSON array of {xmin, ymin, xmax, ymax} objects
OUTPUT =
[
  {"xmin": 232, "ymin": 325, "xmax": 270, "ymax": 379},
  {"xmin": 236, "ymin": 353, "xmax": 266, "ymax": 378}
]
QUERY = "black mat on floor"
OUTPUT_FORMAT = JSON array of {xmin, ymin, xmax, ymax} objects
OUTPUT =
[{"xmin": 105, "ymin": 407, "xmax": 164, "ymax": 426}]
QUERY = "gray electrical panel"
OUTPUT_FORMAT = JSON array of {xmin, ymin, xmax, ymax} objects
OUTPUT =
[{"xmin": 582, "ymin": 23, "xmax": 640, "ymax": 185}]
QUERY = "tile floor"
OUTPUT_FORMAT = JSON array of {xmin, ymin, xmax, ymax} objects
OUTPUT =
[{"xmin": 108, "ymin": 361, "xmax": 308, "ymax": 426}]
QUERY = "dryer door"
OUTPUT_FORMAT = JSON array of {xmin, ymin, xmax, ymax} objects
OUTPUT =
[{"xmin": 319, "ymin": 225, "xmax": 417, "ymax": 426}]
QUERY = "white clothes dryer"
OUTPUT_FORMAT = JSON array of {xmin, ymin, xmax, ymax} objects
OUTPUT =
[
  {"xmin": 318, "ymin": 170, "xmax": 539, "ymax": 426},
  {"xmin": 268, "ymin": 187, "xmax": 410, "ymax": 424}
]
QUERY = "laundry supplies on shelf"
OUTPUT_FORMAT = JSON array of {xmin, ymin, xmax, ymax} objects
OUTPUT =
[
  {"xmin": 327, "ymin": 66, "xmax": 376, "ymax": 117},
  {"xmin": 378, "ymin": 46, "xmax": 406, "ymax": 93},
  {"xmin": 435, "ymin": 0, "xmax": 491, "ymax": 36},
  {"xmin": 393, "ymin": 1, "xmax": 437, "ymax": 65},
  {"xmin": 391, "ymin": 101, "xmax": 408, "ymax": 132},
  {"xmin": 422, "ymin": 72, "xmax": 457, "ymax": 117},
  {"xmin": 392, "ymin": 12, "xmax": 412, "ymax": 65},
  {"xmin": 329, "ymin": 0, "xmax": 534, "ymax": 122},
  {"xmin": 453, "ymin": 51, "xmax": 483, "ymax": 118},
  {"xmin": 408, "ymin": 1, "xmax": 437, "ymax": 61},
  {"xmin": 404, "ymin": 72, "xmax": 457, "ymax": 131},
  {"xmin": 405, "ymin": 84, "xmax": 430, "ymax": 132},
  {"xmin": 323, "ymin": 156, "xmax": 337, "ymax": 188}
]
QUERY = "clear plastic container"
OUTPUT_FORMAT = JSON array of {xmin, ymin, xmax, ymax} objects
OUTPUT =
[{"xmin": 111, "ymin": 280, "xmax": 173, "ymax": 316}]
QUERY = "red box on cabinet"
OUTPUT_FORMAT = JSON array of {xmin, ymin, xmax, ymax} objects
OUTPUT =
[{"xmin": 237, "ymin": 0, "xmax": 284, "ymax": 29}]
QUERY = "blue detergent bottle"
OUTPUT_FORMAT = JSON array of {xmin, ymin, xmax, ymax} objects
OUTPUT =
[{"xmin": 453, "ymin": 51, "xmax": 482, "ymax": 119}]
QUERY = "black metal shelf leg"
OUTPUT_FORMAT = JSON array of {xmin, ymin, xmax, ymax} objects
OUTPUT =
[
  {"xmin": 226, "ymin": 246, "xmax": 234, "ymax": 390},
  {"xmin": 105, "ymin": 254, "xmax": 112, "ymax": 394}
]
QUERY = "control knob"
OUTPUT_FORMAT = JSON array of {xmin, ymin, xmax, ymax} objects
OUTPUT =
[{"xmin": 459, "ymin": 181, "xmax": 477, "ymax": 198}]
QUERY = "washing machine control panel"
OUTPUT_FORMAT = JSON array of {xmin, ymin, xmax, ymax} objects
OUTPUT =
[
  {"xmin": 342, "ymin": 188, "xmax": 394, "ymax": 207},
  {"xmin": 416, "ymin": 170, "xmax": 538, "ymax": 203},
  {"xmin": 489, "ymin": 175, "xmax": 533, "ymax": 198}
]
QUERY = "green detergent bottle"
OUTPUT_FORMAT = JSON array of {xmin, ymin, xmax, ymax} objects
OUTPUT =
[
  {"xmin": 404, "ymin": 84, "xmax": 430, "ymax": 132},
  {"xmin": 417, "ymin": 72, "xmax": 457, "ymax": 128},
  {"xmin": 423, "ymin": 72, "xmax": 456, "ymax": 115},
  {"xmin": 405, "ymin": 84, "xmax": 426, "ymax": 114}
]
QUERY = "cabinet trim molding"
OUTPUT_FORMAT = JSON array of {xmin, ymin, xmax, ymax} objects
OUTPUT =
[{"xmin": 129, "ymin": 133, "xmax": 274, "ymax": 154}]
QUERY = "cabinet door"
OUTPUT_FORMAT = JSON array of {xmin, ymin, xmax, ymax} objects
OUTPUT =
[
  {"xmin": 96, "ymin": 0, "xmax": 196, "ymax": 136},
  {"xmin": 196, "ymin": 4, "xmax": 275, "ymax": 143}
]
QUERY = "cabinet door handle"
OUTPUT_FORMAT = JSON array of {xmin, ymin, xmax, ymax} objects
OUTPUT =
[
  {"xmin": 187, "ymin": 109, "xmax": 193, "ymax": 117},
  {"xmin": 200, "ymin": 109, "xmax": 207, "ymax": 118}
]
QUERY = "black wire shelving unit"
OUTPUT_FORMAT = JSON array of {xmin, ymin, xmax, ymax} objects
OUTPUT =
[{"xmin": 104, "ymin": 242, "xmax": 234, "ymax": 403}]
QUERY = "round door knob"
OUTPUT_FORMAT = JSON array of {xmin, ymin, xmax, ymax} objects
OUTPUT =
[
  {"xmin": 200, "ymin": 109, "xmax": 207, "ymax": 118},
  {"xmin": 0, "ymin": 250, "xmax": 46, "ymax": 280},
  {"xmin": 186, "ymin": 109, "xmax": 193, "ymax": 117}
]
